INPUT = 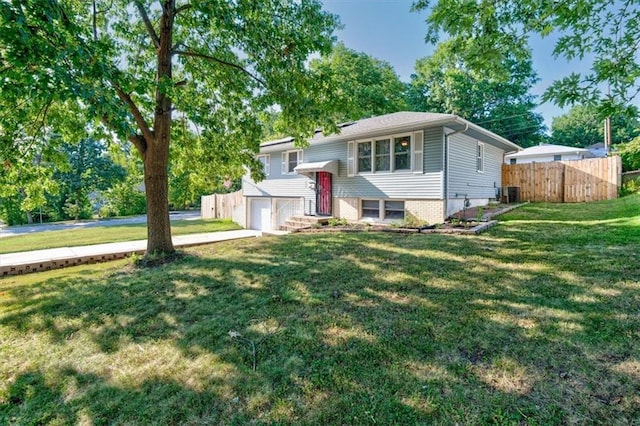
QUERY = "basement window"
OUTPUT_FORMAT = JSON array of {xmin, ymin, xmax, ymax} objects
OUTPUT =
[
  {"xmin": 384, "ymin": 200, "xmax": 405, "ymax": 220},
  {"xmin": 361, "ymin": 200, "xmax": 380, "ymax": 218}
]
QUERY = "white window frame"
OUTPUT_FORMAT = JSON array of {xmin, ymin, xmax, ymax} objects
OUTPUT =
[
  {"xmin": 357, "ymin": 141, "xmax": 373, "ymax": 173},
  {"xmin": 360, "ymin": 199, "xmax": 405, "ymax": 221},
  {"xmin": 281, "ymin": 149, "xmax": 303, "ymax": 175},
  {"xmin": 375, "ymin": 138, "xmax": 391, "ymax": 172},
  {"xmin": 477, "ymin": 142, "xmax": 485, "ymax": 173},
  {"xmin": 383, "ymin": 200, "xmax": 405, "ymax": 220},
  {"xmin": 360, "ymin": 199, "xmax": 381, "ymax": 219},
  {"xmin": 355, "ymin": 133, "xmax": 413, "ymax": 174},
  {"xmin": 257, "ymin": 154, "xmax": 270, "ymax": 176},
  {"xmin": 393, "ymin": 135, "xmax": 411, "ymax": 171}
]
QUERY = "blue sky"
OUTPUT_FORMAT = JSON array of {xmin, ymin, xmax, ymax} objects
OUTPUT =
[{"xmin": 321, "ymin": 0, "xmax": 590, "ymax": 130}]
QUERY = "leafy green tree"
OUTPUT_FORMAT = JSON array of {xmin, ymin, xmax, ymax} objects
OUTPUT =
[
  {"xmin": 551, "ymin": 105, "xmax": 640, "ymax": 148},
  {"xmin": 308, "ymin": 43, "xmax": 408, "ymax": 122},
  {"xmin": 1, "ymin": 0, "xmax": 340, "ymax": 254},
  {"xmin": 616, "ymin": 137, "xmax": 640, "ymax": 172},
  {"xmin": 408, "ymin": 41, "xmax": 546, "ymax": 147},
  {"xmin": 52, "ymin": 138, "xmax": 126, "ymax": 220},
  {"xmin": 0, "ymin": 157, "xmax": 59, "ymax": 225},
  {"xmin": 100, "ymin": 177, "xmax": 147, "ymax": 217},
  {"xmin": 168, "ymin": 119, "xmax": 245, "ymax": 209},
  {"xmin": 412, "ymin": 0, "xmax": 640, "ymax": 119},
  {"xmin": 0, "ymin": 138, "xmax": 61, "ymax": 225}
]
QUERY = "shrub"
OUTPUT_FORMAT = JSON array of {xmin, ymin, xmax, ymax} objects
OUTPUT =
[
  {"xmin": 402, "ymin": 211, "xmax": 428, "ymax": 228},
  {"xmin": 101, "ymin": 182, "xmax": 146, "ymax": 217},
  {"xmin": 327, "ymin": 217, "xmax": 348, "ymax": 227},
  {"xmin": 620, "ymin": 176, "xmax": 640, "ymax": 197}
]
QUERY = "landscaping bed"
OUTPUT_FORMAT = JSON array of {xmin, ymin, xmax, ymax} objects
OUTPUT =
[{"xmin": 298, "ymin": 202, "xmax": 525, "ymax": 235}]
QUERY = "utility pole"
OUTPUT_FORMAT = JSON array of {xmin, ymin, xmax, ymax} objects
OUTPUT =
[{"xmin": 604, "ymin": 117, "xmax": 612, "ymax": 154}]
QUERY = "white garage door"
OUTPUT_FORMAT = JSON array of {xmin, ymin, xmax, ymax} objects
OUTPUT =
[{"xmin": 249, "ymin": 198, "xmax": 272, "ymax": 231}]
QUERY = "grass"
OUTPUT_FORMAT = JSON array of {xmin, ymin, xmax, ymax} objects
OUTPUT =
[
  {"xmin": 0, "ymin": 219, "xmax": 241, "ymax": 254},
  {"xmin": 1, "ymin": 194, "xmax": 639, "ymax": 424}
]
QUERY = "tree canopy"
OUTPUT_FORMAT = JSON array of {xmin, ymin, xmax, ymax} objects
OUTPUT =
[
  {"xmin": 412, "ymin": 0, "xmax": 640, "ymax": 120},
  {"xmin": 616, "ymin": 136, "xmax": 640, "ymax": 172},
  {"xmin": 407, "ymin": 41, "xmax": 546, "ymax": 147},
  {"xmin": 1, "ymin": 0, "xmax": 340, "ymax": 253},
  {"xmin": 307, "ymin": 43, "xmax": 408, "ymax": 123},
  {"xmin": 551, "ymin": 105, "xmax": 640, "ymax": 148}
]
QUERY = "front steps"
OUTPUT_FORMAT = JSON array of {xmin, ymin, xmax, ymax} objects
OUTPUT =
[{"xmin": 280, "ymin": 216, "xmax": 332, "ymax": 232}]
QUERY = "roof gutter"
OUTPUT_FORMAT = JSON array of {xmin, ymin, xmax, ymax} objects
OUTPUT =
[
  {"xmin": 259, "ymin": 116, "xmax": 459, "ymax": 151},
  {"xmin": 443, "ymin": 123, "xmax": 469, "ymax": 218},
  {"xmin": 259, "ymin": 115, "xmax": 521, "ymax": 154}
]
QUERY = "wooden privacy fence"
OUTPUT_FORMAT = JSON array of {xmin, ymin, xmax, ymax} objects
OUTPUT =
[
  {"xmin": 502, "ymin": 156, "xmax": 621, "ymax": 203},
  {"xmin": 201, "ymin": 190, "xmax": 244, "ymax": 219}
]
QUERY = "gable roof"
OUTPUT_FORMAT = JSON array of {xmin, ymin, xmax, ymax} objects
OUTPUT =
[
  {"xmin": 505, "ymin": 144, "xmax": 592, "ymax": 159},
  {"xmin": 260, "ymin": 111, "xmax": 521, "ymax": 153}
]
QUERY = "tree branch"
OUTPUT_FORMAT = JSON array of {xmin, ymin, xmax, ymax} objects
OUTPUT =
[
  {"xmin": 100, "ymin": 114, "xmax": 147, "ymax": 156},
  {"xmin": 111, "ymin": 83, "xmax": 155, "ymax": 148},
  {"xmin": 175, "ymin": 3, "xmax": 192, "ymax": 15},
  {"xmin": 128, "ymin": 134, "xmax": 147, "ymax": 157},
  {"xmin": 174, "ymin": 49, "xmax": 266, "ymax": 87},
  {"xmin": 134, "ymin": 0, "xmax": 160, "ymax": 50}
]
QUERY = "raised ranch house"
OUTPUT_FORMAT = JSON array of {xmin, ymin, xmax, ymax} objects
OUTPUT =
[
  {"xmin": 504, "ymin": 143, "xmax": 595, "ymax": 165},
  {"xmin": 241, "ymin": 112, "xmax": 521, "ymax": 231}
]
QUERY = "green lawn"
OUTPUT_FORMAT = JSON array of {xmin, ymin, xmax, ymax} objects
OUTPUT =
[
  {"xmin": 0, "ymin": 219, "xmax": 241, "ymax": 254},
  {"xmin": 1, "ymin": 195, "xmax": 639, "ymax": 424}
]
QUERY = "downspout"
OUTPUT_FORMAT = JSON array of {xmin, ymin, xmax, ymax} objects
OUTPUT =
[{"xmin": 443, "ymin": 123, "xmax": 469, "ymax": 218}]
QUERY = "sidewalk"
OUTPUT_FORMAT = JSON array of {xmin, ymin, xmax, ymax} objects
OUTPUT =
[{"xmin": 0, "ymin": 230, "xmax": 262, "ymax": 276}]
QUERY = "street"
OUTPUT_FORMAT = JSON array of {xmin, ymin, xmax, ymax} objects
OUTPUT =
[{"xmin": 0, "ymin": 211, "xmax": 201, "ymax": 238}]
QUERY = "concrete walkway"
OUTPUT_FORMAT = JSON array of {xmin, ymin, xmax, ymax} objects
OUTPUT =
[{"xmin": 0, "ymin": 230, "xmax": 262, "ymax": 276}]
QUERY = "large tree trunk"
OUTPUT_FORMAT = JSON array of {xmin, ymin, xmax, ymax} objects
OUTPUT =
[
  {"xmin": 144, "ymin": 0, "xmax": 175, "ymax": 255},
  {"xmin": 144, "ymin": 140, "xmax": 173, "ymax": 254}
]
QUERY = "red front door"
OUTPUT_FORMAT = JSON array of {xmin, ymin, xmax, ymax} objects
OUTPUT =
[{"xmin": 316, "ymin": 172, "xmax": 332, "ymax": 216}]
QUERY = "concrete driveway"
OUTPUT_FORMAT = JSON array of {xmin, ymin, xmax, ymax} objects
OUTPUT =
[{"xmin": 0, "ymin": 211, "xmax": 201, "ymax": 239}]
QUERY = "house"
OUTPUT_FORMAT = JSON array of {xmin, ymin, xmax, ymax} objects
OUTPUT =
[
  {"xmin": 241, "ymin": 111, "xmax": 521, "ymax": 231},
  {"xmin": 504, "ymin": 143, "xmax": 594, "ymax": 165},
  {"xmin": 587, "ymin": 142, "xmax": 609, "ymax": 158}
]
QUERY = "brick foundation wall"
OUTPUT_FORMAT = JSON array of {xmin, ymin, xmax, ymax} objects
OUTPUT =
[
  {"xmin": 335, "ymin": 198, "xmax": 359, "ymax": 221},
  {"xmin": 405, "ymin": 200, "xmax": 446, "ymax": 224}
]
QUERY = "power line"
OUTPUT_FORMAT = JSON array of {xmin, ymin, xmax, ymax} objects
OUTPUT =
[{"xmin": 474, "ymin": 112, "xmax": 542, "ymax": 126}]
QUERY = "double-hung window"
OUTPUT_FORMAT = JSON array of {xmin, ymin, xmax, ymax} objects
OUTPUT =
[
  {"xmin": 394, "ymin": 136, "xmax": 410, "ymax": 170},
  {"xmin": 375, "ymin": 139, "xmax": 391, "ymax": 171},
  {"xmin": 282, "ymin": 150, "xmax": 303, "ymax": 174},
  {"xmin": 358, "ymin": 142, "xmax": 372, "ymax": 173},
  {"xmin": 356, "ymin": 134, "xmax": 412, "ymax": 173},
  {"xmin": 257, "ymin": 154, "xmax": 270, "ymax": 176},
  {"xmin": 477, "ymin": 142, "xmax": 484, "ymax": 173}
]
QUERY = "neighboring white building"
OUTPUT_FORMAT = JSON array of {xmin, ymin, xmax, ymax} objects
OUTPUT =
[
  {"xmin": 587, "ymin": 143, "xmax": 609, "ymax": 158},
  {"xmin": 504, "ymin": 144, "xmax": 594, "ymax": 165}
]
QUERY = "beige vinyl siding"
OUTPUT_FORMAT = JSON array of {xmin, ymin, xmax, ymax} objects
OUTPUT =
[{"xmin": 447, "ymin": 130, "xmax": 502, "ymax": 199}]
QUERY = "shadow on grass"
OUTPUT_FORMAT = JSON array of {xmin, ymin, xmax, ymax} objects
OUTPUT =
[
  {"xmin": 1, "ymin": 368, "xmax": 242, "ymax": 424},
  {"xmin": 1, "ymin": 216, "xmax": 639, "ymax": 423}
]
